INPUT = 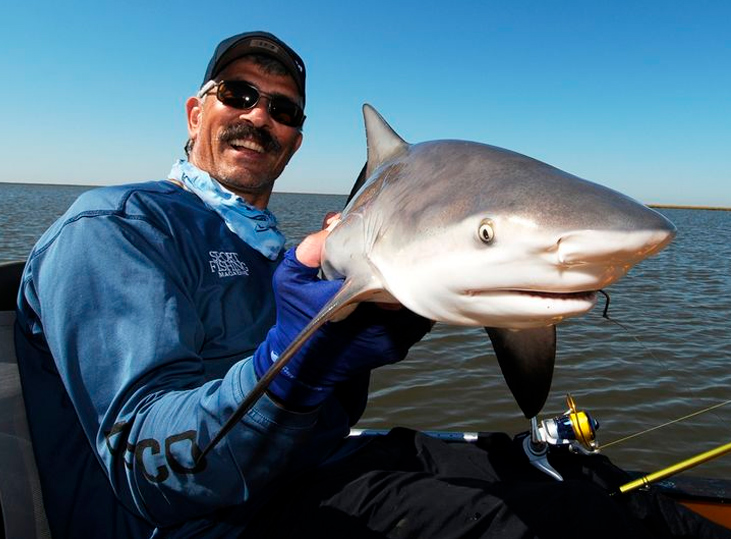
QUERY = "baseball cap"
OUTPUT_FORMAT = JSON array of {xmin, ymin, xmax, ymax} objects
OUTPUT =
[{"xmin": 201, "ymin": 31, "xmax": 306, "ymax": 105}]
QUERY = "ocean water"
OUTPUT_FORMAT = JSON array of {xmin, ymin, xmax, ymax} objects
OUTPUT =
[{"xmin": 1, "ymin": 182, "xmax": 730, "ymax": 478}]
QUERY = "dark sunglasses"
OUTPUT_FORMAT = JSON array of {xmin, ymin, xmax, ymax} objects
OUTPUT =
[{"xmin": 199, "ymin": 79, "xmax": 305, "ymax": 128}]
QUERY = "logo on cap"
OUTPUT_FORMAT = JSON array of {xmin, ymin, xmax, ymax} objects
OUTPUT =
[
  {"xmin": 250, "ymin": 39, "xmax": 280, "ymax": 54},
  {"xmin": 249, "ymin": 38, "xmax": 304, "ymax": 74}
]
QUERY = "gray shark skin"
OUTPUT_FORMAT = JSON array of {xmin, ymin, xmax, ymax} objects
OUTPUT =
[{"xmin": 200, "ymin": 105, "xmax": 675, "ymax": 458}]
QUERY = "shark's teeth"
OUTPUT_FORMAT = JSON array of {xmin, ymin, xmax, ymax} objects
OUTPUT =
[{"xmin": 230, "ymin": 138, "xmax": 264, "ymax": 153}]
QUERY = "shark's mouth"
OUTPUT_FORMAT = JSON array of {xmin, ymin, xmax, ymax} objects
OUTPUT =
[
  {"xmin": 515, "ymin": 290, "xmax": 598, "ymax": 302},
  {"xmin": 464, "ymin": 289, "xmax": 598, "ymax": 302},
  {"xmin": 456, "ymin": 289, "xmax": 600, "ymax": 326}
]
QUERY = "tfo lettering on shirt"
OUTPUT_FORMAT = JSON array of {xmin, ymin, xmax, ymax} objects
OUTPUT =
[
  {"xmin": 208, "ymin": 251, "xmax": 250, "ymax": 278},
  {"xmin": 105, "ymin": 423, "xmax": 207, "ymax": 483}
]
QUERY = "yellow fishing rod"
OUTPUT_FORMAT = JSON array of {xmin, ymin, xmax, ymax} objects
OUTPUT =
[{"xmin": 618, "ymin": 440, "xmax": 731, "ymax": 494}]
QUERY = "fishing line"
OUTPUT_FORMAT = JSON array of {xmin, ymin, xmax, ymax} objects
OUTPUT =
[
  {"xmin": 593, "ymin": 290, "xmax": 731, "ymax": 448},
  {"xmin": 601, "ymin": 399, "xmax": 731, "ymax": 449},
  {"xmin": 597, "ymin": 290, "xmax": 666, "ymax": 363}
]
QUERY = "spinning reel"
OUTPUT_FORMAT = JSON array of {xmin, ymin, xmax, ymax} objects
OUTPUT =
[{"xmin": 522, "ymin": 394, "xmax": 600, "ymax": 481}]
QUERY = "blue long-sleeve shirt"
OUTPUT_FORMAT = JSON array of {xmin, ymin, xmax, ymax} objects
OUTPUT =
[{"xmin": 15, "ymin": 180, "xmax": 367, "ymax": 537}]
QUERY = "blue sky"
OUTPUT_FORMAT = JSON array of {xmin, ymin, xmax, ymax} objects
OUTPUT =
[{"xmin": 2, "ymin": 1, "xmax": 729, "ymax": 206}]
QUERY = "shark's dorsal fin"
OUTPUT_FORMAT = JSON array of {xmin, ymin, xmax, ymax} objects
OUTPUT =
[{"xmin": 363, "ymin": 104, "xmax": 408, "ymax": 178}]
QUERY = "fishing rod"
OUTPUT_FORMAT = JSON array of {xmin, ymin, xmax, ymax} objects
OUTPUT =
[
  {"xmin": 617, "ymin": 440, "xmax": 731, "ymax": 495},
  {"xmin": 521, "ymin": 395, "xmax": 731, "ymax": 494}
]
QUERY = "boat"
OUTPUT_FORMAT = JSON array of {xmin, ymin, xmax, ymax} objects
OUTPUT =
[
  {"xmin": 1, "ymin": 259, "xmax": 729, "ymax": 537},
  {"xmin": 0, "ymin": 260, "xmax": 52, "ymax": 537}
]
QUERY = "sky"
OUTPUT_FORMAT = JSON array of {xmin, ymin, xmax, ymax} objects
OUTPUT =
[{"xmin": 2, "ymin": 0, "xmax": 729, "ymax": 207}]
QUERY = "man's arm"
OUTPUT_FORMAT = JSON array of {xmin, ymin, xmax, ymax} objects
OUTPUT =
[
  {"xmin": 18, "ymin": 202, "xmax": 428, "ymax": 528},
  {"xmin": 18, "ymin": 211, "xmax": 346, "ymax": 527}
]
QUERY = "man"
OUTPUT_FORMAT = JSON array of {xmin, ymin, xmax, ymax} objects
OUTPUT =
[
  {"xmin": 15, "ymin": 31, "xmax": 730, "ymax": 539},
  {"xmin": 14, "ymin": 31, "xmax": 428, "ymax": 537}
]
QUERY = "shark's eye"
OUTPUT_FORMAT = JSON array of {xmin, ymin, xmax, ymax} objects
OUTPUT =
[{"xmin": 478, "ymin": 219, "xmax": 495, "ymax": 244}]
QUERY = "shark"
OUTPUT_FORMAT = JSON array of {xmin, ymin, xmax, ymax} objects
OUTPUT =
[{"xmin": 200, "ymin": 104, "xmax": 676, "ymax": 457}]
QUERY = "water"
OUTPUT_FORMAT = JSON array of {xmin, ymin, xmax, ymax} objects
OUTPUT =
[{"xmin": 1, "ymin": 183, "xmax": 730, "ymax": 478}]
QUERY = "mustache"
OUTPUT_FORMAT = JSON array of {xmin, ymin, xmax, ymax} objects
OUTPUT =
[{"xmin": 219, "ymin": 123, "xmax": 282, "ymax": 153}]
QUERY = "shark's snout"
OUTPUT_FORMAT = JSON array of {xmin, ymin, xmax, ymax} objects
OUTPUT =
[{"xmin": 556, "ymin": 227, "xmax": 675, "ymax": 267}]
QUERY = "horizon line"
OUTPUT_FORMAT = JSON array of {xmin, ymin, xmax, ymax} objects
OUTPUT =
[{"xmin": 1, "ymin": 180, "xmax": 728, "ymax": 211}]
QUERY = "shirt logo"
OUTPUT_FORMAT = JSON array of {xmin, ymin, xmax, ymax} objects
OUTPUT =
[{"xmin": 209, "ymin": 251, "xmax": 249, "ymax": 278}]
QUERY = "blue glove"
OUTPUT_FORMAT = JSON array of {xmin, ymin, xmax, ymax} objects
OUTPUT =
[{"xmin": 253, "ymin": 248, "xmax": 432, "ymax": 408}]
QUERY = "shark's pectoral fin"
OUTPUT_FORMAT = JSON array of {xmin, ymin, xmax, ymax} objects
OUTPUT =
[
  {"xmin": 199, "ymin": 277, "xmax": 381, "ymax": 460},
  {"xmin": 485, "ymin": 325, "xmax": 557, "ymax": 419}
]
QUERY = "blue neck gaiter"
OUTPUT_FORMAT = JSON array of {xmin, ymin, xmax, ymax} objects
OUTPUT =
[{"xmin": 169, "ymin": 160, "xmax": 285, "ymax": 260}]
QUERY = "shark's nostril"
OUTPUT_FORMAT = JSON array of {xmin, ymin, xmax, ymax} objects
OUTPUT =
[{"xmin": 556, "ymin": 235, "xmax": 585, "ymax": 266}]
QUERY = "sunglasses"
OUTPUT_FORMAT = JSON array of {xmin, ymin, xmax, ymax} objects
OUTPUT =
[{"xmin": 199, "ymin": 80, "xmax": 305, "ymax": 128}]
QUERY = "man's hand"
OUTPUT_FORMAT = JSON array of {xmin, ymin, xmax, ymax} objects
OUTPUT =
[
  {"xmin": 295, "ymin": 212, "xmax": 340, "ymax": 268},
  {"xmin": 253, "ymin": 221, "xmax": 431, "ymax": 409}
]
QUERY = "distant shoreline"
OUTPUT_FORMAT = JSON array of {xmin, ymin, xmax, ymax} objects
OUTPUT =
[{"xmin": 649, "ymin": 204, "xmax": 731, "ymax": 212}]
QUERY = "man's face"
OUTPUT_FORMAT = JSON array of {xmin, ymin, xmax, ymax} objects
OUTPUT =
[{"xmin": 186, "ymin": 57, "xmax": 303, "ymax": 208}]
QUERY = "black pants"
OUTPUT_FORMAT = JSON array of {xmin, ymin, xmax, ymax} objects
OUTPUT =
[{"xmin": 247, "ymin": 428, "xmax": 731, "ymax": 539}]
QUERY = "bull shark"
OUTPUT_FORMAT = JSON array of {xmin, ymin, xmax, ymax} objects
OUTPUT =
[{"xmin": 200, "ymin": 104, "xmax": 675, "ymax": 458}]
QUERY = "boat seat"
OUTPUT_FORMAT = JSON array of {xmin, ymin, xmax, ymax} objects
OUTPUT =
[
  {"xmin": 0, "ymin": 260, "xmax": 52, "ymax": 538},
  {"xmin": 0, "ymin": 261, "xmax": 24, "ymax": 312}
]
